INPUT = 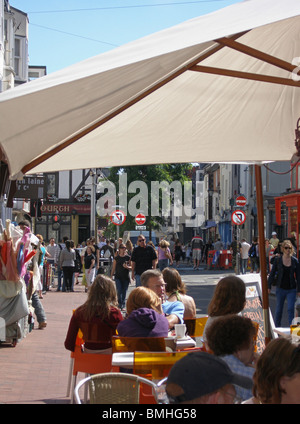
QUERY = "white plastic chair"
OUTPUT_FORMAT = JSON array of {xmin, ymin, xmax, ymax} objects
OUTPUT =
[
  {"xmin": 156, "ymin": 376, "xmax": 169, "ymax": 404},
  {"xmin": 74, "ymin": 372, "xmax": 159, "ymax": 404}
]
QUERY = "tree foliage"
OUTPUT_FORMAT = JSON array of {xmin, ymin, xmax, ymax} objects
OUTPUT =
[{"xmin": 99, "ymin": 163, "xmax": 193, "ymax": 238}]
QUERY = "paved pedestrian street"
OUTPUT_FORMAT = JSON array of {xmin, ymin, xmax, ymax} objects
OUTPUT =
[
  {"xmin": 0, "ymin": 266, "xmax": 285, "ymax": 405},
  {"xmin": 0, "ymin": 285, "xmax": 87, "ymax": 404}
]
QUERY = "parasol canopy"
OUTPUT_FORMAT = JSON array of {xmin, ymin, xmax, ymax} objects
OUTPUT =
[{"xmin": 0, "ymin": 0, "xmax": 300, "ymax": 180}]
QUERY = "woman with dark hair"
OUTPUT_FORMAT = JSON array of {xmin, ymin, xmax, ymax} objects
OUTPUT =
[
  {"xmin": 84, "ymin": 246, "xmax": 96, "ymax": 288},
  {"xmin": 162, "ymin": 267, "xmax": 196, "ymax": 319},
  {"xmin": 111, "ymin": 243, "xmax": 131, "ymax": 310},
  {"xmin": 59, "ymin": 240, "xmax": 76, "ymax": 292},
  {"xmin": 174, "ymin": 239, "xmax": 183, "ymax": 267},
  {"xmin": 243, "ymin": 337, "xmax": 300, "ymax": 404},
  {"xmin": 64, "ymin": 275, "xmax": 123, "ymax": 352},
  {"xmin": 203, "ymin": 275, "xmax": 246, "ymax": 345}
]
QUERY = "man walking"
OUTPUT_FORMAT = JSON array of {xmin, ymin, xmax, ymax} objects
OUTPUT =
[
  {"xmin": 55, "ymin": 236, "xmax": 68, "ymax": 291},
  {"xmin": 191, "ymin": 234, "xmax": 203, "ymax": 270},
  {"xmin": 131, "ymin": 235, "xmax": 157, "ymax": 286},
  {"xmin": 240, "ymin": 238, "xmax": 250, "ymax": 274}
]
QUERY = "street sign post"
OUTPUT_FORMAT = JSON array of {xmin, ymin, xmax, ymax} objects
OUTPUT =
[
  {"xmin": 231, "ymin": 208, "xmax": 246, "ymax": 275},
  {"xmin": 110, "ymin": 210, "xmax": 126, "ymax": 226},
  {"xmin": 135, "ymin": 213, "xmax": 146, "ymax": 226},
  {"xmin": 235, "ymin": 195, "xmax": 247, "ymax": 207},
  {"xmin": 231, "ymin": 210, "xmax": 246, "ymax": 225}
]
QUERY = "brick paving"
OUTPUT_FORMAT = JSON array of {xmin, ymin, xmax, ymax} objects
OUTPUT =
[{"xmin": 0, "ymin": 284, "xmax": 88, "ymax": 404}]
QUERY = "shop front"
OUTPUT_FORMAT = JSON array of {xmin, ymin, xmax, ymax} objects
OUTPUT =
[{"xmin": 35, "ymin": 203, "xmax": 91, "ymax": 245}]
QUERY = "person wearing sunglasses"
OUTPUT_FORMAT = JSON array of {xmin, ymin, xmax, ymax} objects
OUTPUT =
[
  {"xmin": 131, "ymin": 236, "xmax": 157, "ymax": 287},
  {"xmin": 268, "ymin": 240, "xmax": 300, "ymax": 327},
  {"xmin": 111, "ymin": 243, "xmax": 131, "ymax": 311}
]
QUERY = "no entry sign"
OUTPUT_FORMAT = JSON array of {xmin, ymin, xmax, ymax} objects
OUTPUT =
[
  {"xmin": 135, "ymin": 213, "xmax": 146, "ymax": 225},
  {"xmin": 110, "ymin": 210, "xmax": 126, "ymax": 226},
  {"xmin": 235, "ymin": 195, "xmax": 247, "ymax": 207},
  {"xmin": 231, "ymin": 210, "xmax": 246, "ymax": 225}
]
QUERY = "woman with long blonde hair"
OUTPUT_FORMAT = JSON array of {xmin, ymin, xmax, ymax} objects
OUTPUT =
[
  {"xmin": 64, "ymin": 275, "xmax": 123, "ymax": 352},
  {"xmin": 117, "ymin": 286, "xmax": 169, "ymax": 337}
]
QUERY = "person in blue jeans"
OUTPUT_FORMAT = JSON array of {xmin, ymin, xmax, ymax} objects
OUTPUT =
[
  {"xmin": 111, "ymin": 243, "xmax": 131, "ymax": 310},
  {"xmin": 268, "ymin": 239, "xmax": 300, "ymax": 327}
]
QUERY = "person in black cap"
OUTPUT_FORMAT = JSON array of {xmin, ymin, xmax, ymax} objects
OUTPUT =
[{"xmin": 165, "ymin": 351, "xmax": 253, "ymax": 404}]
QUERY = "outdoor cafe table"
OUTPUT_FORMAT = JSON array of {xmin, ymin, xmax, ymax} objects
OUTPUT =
[{"xmin": 112, "ymin": 335, "xmax": 197, "ymax": 368}]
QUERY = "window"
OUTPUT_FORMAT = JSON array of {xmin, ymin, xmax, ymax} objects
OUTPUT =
[
  {"xmin": 46, "ymin": 174, "xmax": 57, "ymax": 202},
  {"xmin": 13, "ymin": 36, "xmax": 28, "ymax": 81},
  {"xmin": 14, "ymin": 38, "xmax": 21, "ymax": 77}
]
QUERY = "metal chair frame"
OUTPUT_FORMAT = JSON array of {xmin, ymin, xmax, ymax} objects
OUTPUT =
[{"xmin": 74, "ymin": 372, "xmax": 158, "ymax": 404}]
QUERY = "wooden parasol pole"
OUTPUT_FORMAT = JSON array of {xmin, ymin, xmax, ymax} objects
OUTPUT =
[{"xmin": 255, "ymin": 164, "xmax": 272, "ymax": 345}]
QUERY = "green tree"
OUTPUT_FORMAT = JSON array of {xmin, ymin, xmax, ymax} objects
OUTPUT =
[{"xmin": 103, "ymin": 163, "xmax": 192, "ymax": 239}]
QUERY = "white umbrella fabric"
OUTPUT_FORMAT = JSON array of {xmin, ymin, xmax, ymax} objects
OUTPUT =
[
  {"xmin": 0, "ymin": 0, "xmax": 300, "ymax": 179},
  {"xmin": 1, "ymin": 0, "xmax": 300, "ymax": 343}
]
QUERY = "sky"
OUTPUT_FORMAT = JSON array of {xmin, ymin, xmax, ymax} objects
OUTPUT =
[{"xmin": 10, "ymin": 0, "xmax": 242, "ymax": 75}]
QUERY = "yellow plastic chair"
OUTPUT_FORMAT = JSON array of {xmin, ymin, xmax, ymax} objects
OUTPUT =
[
  {"xmin": 111, "ymin": 336, "xmax": 167, "ymax": 403},
  {"xmin": 111, "ymin": 336, "xmax": 166, "ymax": 353},
  {"xmin": 184, "ymin": 316, "xmax": 208, "ymax": 338},
  {"xmin": 252, "ymin": 321, "xmax": 259, "ymax": 353},
  {"xmin": 133, "ymin": 351, "xmax": 192, "ymax": 381},
  {"xmin": 74, "ymin": 372, "xmax": 158, "ymax": 404}
]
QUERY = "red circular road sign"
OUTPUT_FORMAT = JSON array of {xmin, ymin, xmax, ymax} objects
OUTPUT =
[
  {"xmin": 231, "ymin": 210, "xmax": 246, "ymax": 225},
  {"xmin": 235, "ymin": 195, "xmax": 247, "ymax": 207},
  {"xmin": 110, "ymin": 210, "xmax": 126, "ymax": 226},
  {"xmin": 135, "ymin": 213, "xmax": 146, "ymax": 225}
]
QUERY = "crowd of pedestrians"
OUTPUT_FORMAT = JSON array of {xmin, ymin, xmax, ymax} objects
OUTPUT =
[
  {"xmin": 13, "ymin": 222, "xmax": 299, "ymax": 404},
  {"xmin": 38, "ymin": 231, "xmax": 300, "ymax": 332}
]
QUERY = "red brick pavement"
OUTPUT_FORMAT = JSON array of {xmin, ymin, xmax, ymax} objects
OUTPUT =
[{"xmin": 0, "ymin": 285, "xmax": 88, "ymax": 404}]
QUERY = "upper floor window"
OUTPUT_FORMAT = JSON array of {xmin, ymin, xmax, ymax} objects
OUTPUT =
[
  {"xmin": 14, "ymin": 37, "xmax": 21, "ymax": 76},
  {"xmin": 13, "ymin": 36, "xmax": 27, "ymax": 81}
]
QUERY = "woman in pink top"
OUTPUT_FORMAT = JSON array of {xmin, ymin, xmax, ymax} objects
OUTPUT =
[{"xmin": 157, "ymin": 239, "xmax": 173, "ymax": 271}]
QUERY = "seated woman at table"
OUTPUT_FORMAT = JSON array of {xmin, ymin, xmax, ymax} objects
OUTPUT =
[
  {"xmin": 162, "ymin": 267, "xmax": 196, "ymax": 319},
  {"xmin": 64, "ymin": 275, "xmax": 123, "ymax": 352},
  {"xmin": 117, "ymin": 286, "xmax": 169, "ymax": 337},
  {"xmin": 203, "ymin": 275, "xmax": 246, "ymax": 349}
]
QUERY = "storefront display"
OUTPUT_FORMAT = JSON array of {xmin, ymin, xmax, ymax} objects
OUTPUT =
[{"xmin": 0, "ymin": 219, "xmax": 38, "ymax": 346}]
